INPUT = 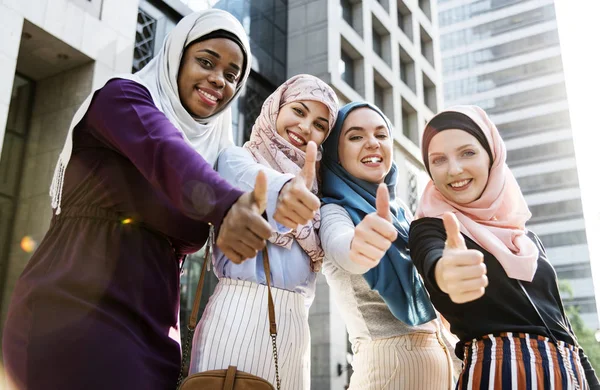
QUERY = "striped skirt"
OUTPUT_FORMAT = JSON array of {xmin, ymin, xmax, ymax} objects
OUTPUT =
[
  {"xmin": 457, "ymin": 332, "xmax": 589, "ymax": 390},
  {"xmin": 189, "ymin": 279, "xmax": 310, "ymax": 390},
  {"xmin": 349, "ymin": 331, "xmax": 454, "ymax": 390}
]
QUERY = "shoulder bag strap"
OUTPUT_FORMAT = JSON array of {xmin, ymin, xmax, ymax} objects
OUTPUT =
[
  {"xmin": 177, "ymin": 226, "xmax": 280, "ymax": 389},
  {"xmin": 177, "ymin": 226, "xmax": 214, "ymax": 387},
  {"xmin": 518, "ymin": 280, "xmax": 560, "ymax": 345},
  {"xmin": 262, "ymin": 247, "xmax": 281, "ymax": 389}
]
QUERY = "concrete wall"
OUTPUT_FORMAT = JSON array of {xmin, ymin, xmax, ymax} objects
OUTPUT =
[
  {"xmin": 1, "ymin": 64, "xmax": 95, "ymax": 323},
  {"xmin": 0, "ymin": 0, "xmax": 140, "ymax": 156}
]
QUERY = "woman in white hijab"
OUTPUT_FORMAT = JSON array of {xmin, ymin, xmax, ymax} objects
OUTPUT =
[{"xmin": 2, "ymin": 9, "xmax": 271, "ymax": 390}]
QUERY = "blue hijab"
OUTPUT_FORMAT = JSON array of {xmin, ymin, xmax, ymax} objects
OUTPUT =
[{"xmin": 320, "ymin": 102, "xmax": 436, "ymax": 326}]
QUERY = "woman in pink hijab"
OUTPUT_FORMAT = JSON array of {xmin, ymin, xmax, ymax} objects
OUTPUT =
[
  {"xmin": 409, "ymin": 105, "xmax": 599, "ymax": 389},
  {"xmin": 188, "ymin": 74, "xmax": 338, "ymax": 390}
]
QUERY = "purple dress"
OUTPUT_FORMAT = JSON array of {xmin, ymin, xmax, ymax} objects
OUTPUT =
[{"xmin": 2, "ymin": 79, "xmax": 243, "ymax": 389}]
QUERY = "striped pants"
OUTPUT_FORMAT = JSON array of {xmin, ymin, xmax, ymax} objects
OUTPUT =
[
  {"xmin": 349, "ymin": 332, "xmax": 454, "ymax": 390},
  {"xmin": 189, "ymin": 279, "xmax": 310, "ymax": 390},
  {"xmin": 458, "ymin": 333, "xmax": 589, "ymax": 390}
]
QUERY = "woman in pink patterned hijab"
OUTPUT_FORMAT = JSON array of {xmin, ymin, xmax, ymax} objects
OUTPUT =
[
  {"xmin": 244, "ymin": 73, "xmax": 339, "ymax": 271},
  {"xmin": 189, "ymin": 74, "xmax": 338, "ymax": 389}
]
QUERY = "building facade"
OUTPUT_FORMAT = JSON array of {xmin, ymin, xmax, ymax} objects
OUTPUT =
[{"xmin": 438, "ymin": 0, "xmax": 599, "ymax": 329}]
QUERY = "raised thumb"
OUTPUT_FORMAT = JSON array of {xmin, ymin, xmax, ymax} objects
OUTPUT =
[
  {"xmin": 252, "ymin": 170, "xmax": 268, "ymax": 214},
  {"xmin": 299, "ymin": 141, "xmax": 317, "ymax": 187},
  {"xmin": 442, "ymin": 212, "xmax": 466, "ymax": 250},
  {"xmin": 376, "ymin": 183, "xmax": 391, "ymax": 222}
]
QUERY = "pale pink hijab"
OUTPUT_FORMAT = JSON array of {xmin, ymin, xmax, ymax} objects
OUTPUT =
[
  {"xmin": 415, "ymin": 105, "xmax": 539, "ymax": 281},
  {"xmin": 243, "ymin": 74, "xmax": 339, "ymax": 272}
]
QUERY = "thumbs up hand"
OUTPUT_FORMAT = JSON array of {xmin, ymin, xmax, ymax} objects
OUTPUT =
[
  {"xmin": 251, "ymin": 168, "xmax": 268, "ymax": 214},
  {"xmin": 349, "ymin": 184, "xmax": 398, "ymax": 269},
  {"xmin": 434, "ymin": 212, "xmax": 488, "ymax": 303},
  {"xmin": 217, "ymin": 171, "xmax": 272, "ymax": 264},
  {"xmin": 274, "ymin": 141, "xmax": 321, "ymax": 229}
]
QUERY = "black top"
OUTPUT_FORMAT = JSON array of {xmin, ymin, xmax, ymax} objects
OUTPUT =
[{"xmin": 409, "ymin": 217, "xmax": 599, "ymax": 388}]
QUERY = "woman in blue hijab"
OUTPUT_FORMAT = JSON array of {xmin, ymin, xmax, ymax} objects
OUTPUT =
[{"xmin": 319, "ymin": 102, "xmax": 453, "ymax": 389}]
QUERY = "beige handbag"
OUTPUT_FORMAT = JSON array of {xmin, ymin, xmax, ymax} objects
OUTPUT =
[{"xmin": 177, "ymin": 229, "xmax": 280, "ymax": 390}]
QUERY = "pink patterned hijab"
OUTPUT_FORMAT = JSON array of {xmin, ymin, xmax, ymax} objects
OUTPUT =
[
  {"xmin": 244, "ymin": 74, "xmax": 339, "ymax": 272},
  {"xmin": 415, "ymin": 105, "xmax": 539, "ymax": 282}
]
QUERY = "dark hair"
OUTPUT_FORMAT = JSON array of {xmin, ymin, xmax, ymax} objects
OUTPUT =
[
  {"xmin": 421, "ymin": 111, "xmax": 493, "ymax": 175},
  {"xmin": 186, "ymin": 29, "xmax": 248, "ymax": 86}
]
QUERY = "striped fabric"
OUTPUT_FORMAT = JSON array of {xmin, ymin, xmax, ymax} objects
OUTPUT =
[
  {"xmin": 458, "ymin": 332, "xmax": 589, "ymax": 390},
  {"xmin": 348, "ymin": 332, "xmax": 454, "ymax": 390},
  {"xmin": 189, "ymin": 279, "xmax": 310, "ymax": 390}
]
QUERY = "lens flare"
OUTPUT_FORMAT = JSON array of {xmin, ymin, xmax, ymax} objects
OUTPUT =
[
  {"xmin": 20, "ymin": 236, "xmax": 37, "ymax": 253},
  {"xmin": 121, "ymin": 218, "xmax": 133, "ymax": 225}
]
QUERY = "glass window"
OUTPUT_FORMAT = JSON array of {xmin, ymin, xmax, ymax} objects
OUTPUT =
[
  {"xmin": 423, "ymin": 72, "xmax": 437, "ymax": 112},
  {"xmin": 439, "ymin": 0, "xmax": 522, "ymax": 27},
  {"xmin": 444, "ymin": 56, "xmax": 564, "ymax": 102},
  {"xmin": 399, "ymin": 46, "xmax": 416, "ymax": 93},
  {"xmin": 441, "ymin": 5, "xmax": 556, "ymax": 50},
  {"xmin": 133, "ymin": 8, "xmax": 158, "ymax": 73},
  {"xmin": 497, "ymin": 110, "xmax": 571, "ymax": 139},
  {"xmin": 374, "ymin": 82, "xmax": 384, "ymax": 111},
  {"xmin": 341, "ymin": 0, "xmax": 353, "ymax": 26},
  {"xmin": 375, "ymin": 0, "xmax": 389, "ymax": 12},
  {"xmin": 402, "ymin": 101, "xmax": 419, "ymax": 145},
  {"xmin": 443, "ymin": 30, "xmax": 560, "ymax": 73},
  {"xmin": 562, "ymin": 297, "xmax": 597, "ymax": 315},
  {"xmin": 240, "ymin": 75, "xmax": 276, "ymax": 143},
  {"xmin": 340, "ymin": 50, "xmax": 355, "ymax": 88},
  {"xmin": 539, "ymin": 230, "xmax": 588, "ymax": 248},
  {"xmin": 529, "ymin": 199, "xmax": 584, "ymax": 224},
  {"xmin": 373, "ymin": 29, "xmax": 383, "ymax": 58},
  {"xmin": 212, "ymin": 0, "xmax": 287, "ymax": 86},
  {"xmin": 420, "ymin": 27, "xmax": 434, "ymax": 65},
  {"xmin": 419, "ymin": 0, "xmax": 431, "ymax": 20},
  {"xmin": 507, "ymin": 139, "xmax": 575, "ymax": 167},
  {"xmin": 555, "ymin": 262, "xmax": 592, "ymax": 280},
  {"xmin": 397, "ymin": 1, "xmax": 413, "ymax": 40},
  {"xmin": 518, "ymin": 168, "xmax": 580, "ymax": 195},
  {"xmin": 473, "ymin": 82, "xmax": 567, "ymax": 115}
]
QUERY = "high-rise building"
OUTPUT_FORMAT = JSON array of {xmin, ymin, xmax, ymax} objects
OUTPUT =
[{"xmin": 438, "ymin": 0, "xmax": 599, "ymax": 329}]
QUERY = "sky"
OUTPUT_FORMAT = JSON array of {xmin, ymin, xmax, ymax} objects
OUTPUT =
[{"xmin": 554, "ymin": 1, "xmax": 600, "ymax": 308}]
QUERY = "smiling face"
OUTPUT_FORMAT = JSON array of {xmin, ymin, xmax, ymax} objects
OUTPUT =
[
  {"xmin": 177, "ymin": 37, "xmax": 244, "ymax": 118},
  {"xmin": 275, "ymin": 100, "xmax": 330, "ymax": 151},
  {"xmin": 337, "ymin": 107, "xmax": 393, "ymax": 184},
  {"xmin": 427, "ymin": 129, "xmax": 491, "ymax": 205}
]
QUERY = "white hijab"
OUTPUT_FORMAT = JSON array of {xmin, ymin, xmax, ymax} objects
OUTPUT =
[{"xmin": 49, "ymin": 9, "xmax": 252, "ymax": 214}]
